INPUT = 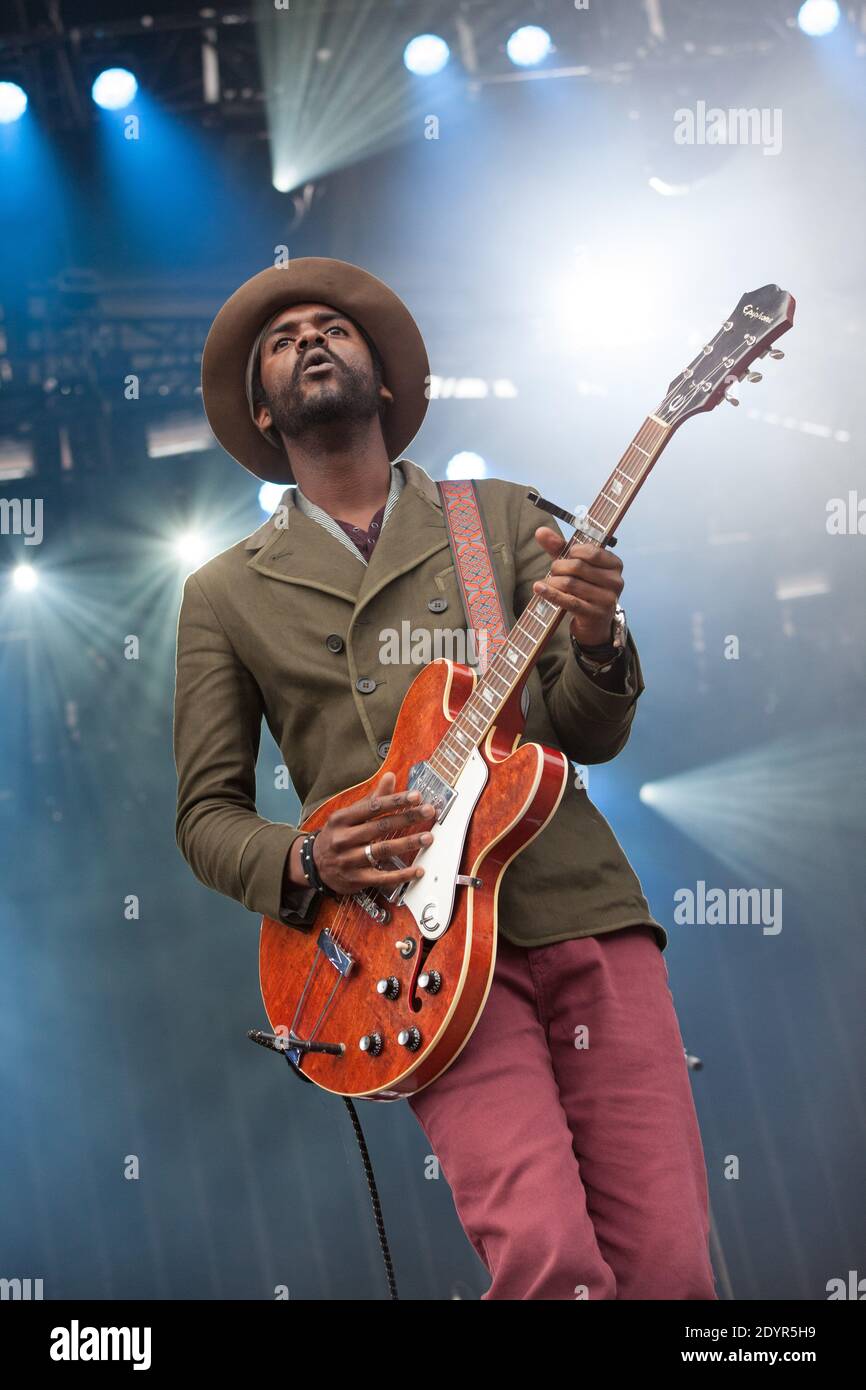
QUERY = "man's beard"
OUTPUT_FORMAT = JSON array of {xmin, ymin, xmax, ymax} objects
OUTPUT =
[{"xmin": 264, "ymin": 357, "xmax": 382, "ymax": 439}]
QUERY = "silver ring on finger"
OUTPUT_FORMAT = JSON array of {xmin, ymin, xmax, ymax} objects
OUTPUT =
[{"xmin": 364, "ymin": 842, "xmax": 382, "ymax": 869}]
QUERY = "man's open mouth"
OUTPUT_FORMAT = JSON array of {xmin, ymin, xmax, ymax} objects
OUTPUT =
[{"xmin": 301, "ymin": 348, "xmax": 335, "ymax": 376}]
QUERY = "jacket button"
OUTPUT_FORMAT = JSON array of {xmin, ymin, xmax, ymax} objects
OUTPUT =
[
  {"xmin": 325, "ymin": 633, "xmax": 344, "ymax": 653},
  {"xmin": 377, "ymin": 740, "xmax": 391, "ymax": 758},
  {"xmin": 356, "ymin": 677, "xmax": 377, "ymax": 694},
  {"xmin": 428, "ymin": 597, "xmax": 448, "ymax": 612}
]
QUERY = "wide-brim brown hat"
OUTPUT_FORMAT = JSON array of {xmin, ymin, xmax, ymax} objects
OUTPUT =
[{"xmin": 200, "ymin": 257, "xmax": 430, "ymax": 484}]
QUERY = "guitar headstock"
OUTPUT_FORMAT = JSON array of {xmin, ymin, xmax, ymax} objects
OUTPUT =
[{"xmin": 654, "ymin": 284, "xmax": 796, "ymax": 429}]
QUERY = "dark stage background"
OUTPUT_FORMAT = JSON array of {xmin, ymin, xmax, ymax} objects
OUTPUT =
[{"xmin": 0, "ymin": 0, "xmax": 864, "ymax": 1300}]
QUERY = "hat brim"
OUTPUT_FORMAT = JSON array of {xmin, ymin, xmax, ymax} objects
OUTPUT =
[{"xmin": 201, "ymin": 257, "xmax": 430, "ymax": 484}]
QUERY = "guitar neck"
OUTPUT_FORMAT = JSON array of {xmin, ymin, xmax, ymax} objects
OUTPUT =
[
  {"xmin": 578, "ymin": 413, "xmax": 671, "ymax": 545},
  {"xmin": 425, "ymin": 414, "xmax": 673, "ymax": 789}
]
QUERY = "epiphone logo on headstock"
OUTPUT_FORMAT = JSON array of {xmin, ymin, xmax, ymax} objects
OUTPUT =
[{"xmin": 742, "ymin": 304, "xmax": 773, "ymax": 322}]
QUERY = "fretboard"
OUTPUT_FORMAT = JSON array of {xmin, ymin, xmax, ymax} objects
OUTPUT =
[{"xmin": 425, "ymin": 415, "xmax": 671, "ymax": 788}]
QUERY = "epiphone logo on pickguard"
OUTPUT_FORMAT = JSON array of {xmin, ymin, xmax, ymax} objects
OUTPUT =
[{"xmin": 742, "ymin": 304, "xmax": 773, "ymax": 322}]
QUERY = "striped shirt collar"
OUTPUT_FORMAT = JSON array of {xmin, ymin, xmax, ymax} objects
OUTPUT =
[{"xmin": 292, "ymin": 461, "xmax": 406, "ymax": 566}]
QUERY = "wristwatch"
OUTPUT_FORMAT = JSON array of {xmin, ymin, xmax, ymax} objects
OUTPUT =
[{"xmin": 570, "ymin": 605, "xmax": 628, "ymax": 675}]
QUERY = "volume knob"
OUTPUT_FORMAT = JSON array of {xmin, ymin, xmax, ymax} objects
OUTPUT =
[
  {"xmin": 377, "ymin": 976, "xmax": 400, "ymax": 1000},
  {"xmin": 397, "ymin": 1027, "xmax": 422, "ymax": 1052},
  {"xmin": 418, "ymin": 970, "xmax": 442, "ymax": 994},
  {"xmin": 359, "ymin": 1032, "xmax": 383, "ymax": 1056}
]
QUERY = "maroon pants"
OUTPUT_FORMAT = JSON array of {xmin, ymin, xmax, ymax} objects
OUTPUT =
[{"xmin": 408, "ymin": 925, "xmax": 717, "ymax": 1300}]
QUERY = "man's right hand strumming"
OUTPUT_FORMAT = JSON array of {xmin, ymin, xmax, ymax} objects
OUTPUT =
[{"xmin": 285, "ymin": 771, "xmax": 436, "ymax": 898}]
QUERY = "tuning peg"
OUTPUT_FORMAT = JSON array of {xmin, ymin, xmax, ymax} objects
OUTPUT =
[
  {"xmin": 768, "ymin": 348, "xmax": 784, "ymax": 360},
  {"xmin": 724, "ymin": 390, "xmax": 740, "ymax": 406},
  {"xmin": 746, "ymin": 371, "xmax": 763, "ymax": 383}
]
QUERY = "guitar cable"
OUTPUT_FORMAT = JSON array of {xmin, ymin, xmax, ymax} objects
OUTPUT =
[
  {"xmin": 248, "ymin": 1027, "xmax": 400, "ymax": 1299},
  {"xmin": 341, "ymin": 1094, "xmax": 399, "ymax": 1300}
]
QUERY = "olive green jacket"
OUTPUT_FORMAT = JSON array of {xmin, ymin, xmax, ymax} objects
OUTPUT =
[{"xmin": 173, "ymin": 458, "xmax": 666, "ymax": 950}]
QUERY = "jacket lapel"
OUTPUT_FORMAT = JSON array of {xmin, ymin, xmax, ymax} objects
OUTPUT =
[{"xmin": 244, "ymin": 459, "xmax": 451, "ymax": 613}]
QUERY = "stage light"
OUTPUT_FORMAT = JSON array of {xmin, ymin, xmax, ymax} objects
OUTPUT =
[
  {"xmin": 0, "ymin": 81, "xmax": 28, "ymax": 124},
  {"xmin": 173, "ymin": 532, "xmax": 211, "ymax": 568},
  {"xmin": 12, "ymin": 564, "xmax": 38, "ymax": 592},
  {"xmin": 91, "ymin": 68, "xmax": 138, "ymax": 111},
  {"xmin": 774, "ymin": 573, "xmax": 831, "ymax": 601},
  {"xmin": 797, "ymin": 0, "xmax": 840, "ymax": 37},
  {"xmin": 260, "ymin": 7, "xmax": 450, "ymax": 192},
  {"xmin": 648, "ymin": 176, "xmax": 691, "ymax": 198},
  {"xmin": 446, "ymin": 452, "xmax": 487, "ymax": 480},
  {"xmin": 506, "ymin": 25, "xmax": 552, "ymax": 68},
  {"xmin": 636, "ymin": 727, "xmax": 864, "ymax": 910},
  {"xmin": 403, "ymin": 35, "xmax": 450, "ymax": 77},
  {"xmin": 556, "ymin": 247, "xmax": 661, "ymax": 349},
  {"xmin": 273, "ymin": 166, "xmax": 300, "ymax": 194},
  {"xmin": 258, "ymin": 482, "xmax": 286, "ymax": 515}
]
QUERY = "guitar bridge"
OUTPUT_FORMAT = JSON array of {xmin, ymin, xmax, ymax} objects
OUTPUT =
[{"xmin": 354, "ymin": 890, "xmax": 390, "ymax": 924}]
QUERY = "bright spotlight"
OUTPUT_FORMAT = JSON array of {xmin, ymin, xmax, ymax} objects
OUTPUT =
[
  {"xmin": 797, "ymin": 0, "xmax": 840, "ymax": 36},
  {"xmin": 639, "ymin": 783, "xmax": 657, "ymax": 806},
  {"xmin": 174, "ymin": 532, "xmax": 211, "ymax": 568},
  {"xmin": 557, "ymin": 246, "xmax": 661, "ymax": 349},
  {"xmin": 91, "ymin": 68, "xmax": 138, "ymax": 111},
  {"xmin": 273, "ymin": 167, "xmax": 300, "ymax": 194},
  {"xmin": 446, "ymin": 452, "xmax": 487, "ymax": 480},
  {"xmin": 0, "ymin": 81, "xmax": 28, "ymax": 124},
  {"xmin": 506, "ymin": 25, "xmax": 552, "ymax": 68},
  {"xmin": 12, "ymin": 564, "xmax": 38, "ymax": 592},
  {"xmin": 403, "ymin": 34, "xmax": 450, "ymax": 77},
  {"xmin": 258, "ymin": 482, "xmax": 285, "ymax": 515}
]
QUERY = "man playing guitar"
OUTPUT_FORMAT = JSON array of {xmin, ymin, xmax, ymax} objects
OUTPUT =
[{"xmin": 175, "ymin": 256, "xmax": 722, "ymax": 1300}]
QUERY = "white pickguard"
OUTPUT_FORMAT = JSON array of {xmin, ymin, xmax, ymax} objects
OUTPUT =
[{"xmin": 398, "ymin": 746, "xmax": 489, "ymax": 940}]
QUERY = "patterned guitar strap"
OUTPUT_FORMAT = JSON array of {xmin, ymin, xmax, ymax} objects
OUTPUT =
[{"xmin": 436, "ymin": 479, "xmax": 511, "ymax": 678}]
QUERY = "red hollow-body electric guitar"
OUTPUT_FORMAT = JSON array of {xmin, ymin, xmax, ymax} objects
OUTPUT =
[{"xmin": 258, "ymin": 284, "xmax": 795, "ymax": 1101}]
